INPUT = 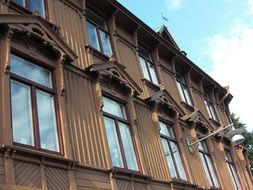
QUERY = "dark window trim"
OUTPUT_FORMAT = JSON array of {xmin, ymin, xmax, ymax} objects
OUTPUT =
[
  {"xmin": 159, "ymin": 120, "xmax": 187, "ymax": 181},
  {"xmin": 102, "ymin": 95, "xmax": 140, "ymax": 172},
  {"xmin": 86, "ymin": 8, "xmax": 112, "ymax": 57},
  {"xmin": 12, "ymin": 0, "xmax": 48, "ymax": 19},
  {"xmin": 198, "ymin": 141, "xmax": 220, "ymax": 188},
  {"xmin": 138, "ymin": 53, "xmax": 159, "ymax": 85},
  {"xmin": 204, "ymin": 92, "xmax": 218, "ymax": 121},
  {"xmin": 176, "ymin": 72, "xmax": 192, "ymax": 106},
  {"xmin": 224, "ymin": 149, "xmax": 242, "ymax": 190},
  {"xmin": 9, "ymin": 52, "xmax": 63, "ymax": 155}
]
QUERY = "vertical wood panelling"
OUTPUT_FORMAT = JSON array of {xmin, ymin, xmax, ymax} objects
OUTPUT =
[
  {"xmin": 45, "ymin": 166, "xmax": 69, "ymax": 190},
  {"xmin": 48, "ymin": 0, "xmax": 88, "ymax": 69},
  {"xmin": 180, "ymin": 127, "xmax": 208, "ymax": 188},
  {"xmin": 211, "ymin": 140, "xmax": 236, "ymax": 190},
  {"xmin": 14, "ymin": 161, "xmax": 41, "ymax": 188},
  {"xmin": 75, "ymin": 168, "xmax": 111, "ymax": 190},
  {"xmin": 117, "ymin": 40, "xmax": 143, "ymax": 89},
  {"xmin": 64, "ymin": 69, "xmax": 107, "ymax": 168},
  {"xmin": 160, "ymin": 69, "xmax": 181, "ymax": 105},
  {"xmin": 134, "ymin": 102, "xmax": 169, "ymax": 180}
]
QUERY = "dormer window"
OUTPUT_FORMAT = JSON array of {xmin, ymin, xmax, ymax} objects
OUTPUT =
[
  {"xmin": 13, "ymin": 0, "xmax": 46, "ymax": 18},
  {"xmin": 176, "ymin": 72, "xmax": 192, "ymax": 106},
  {"xmin": 138, "ymin": 48, "xmax": 159, "ymax": 85},
  {"xmin": 86, "ymin": 9, "xmax": 112, "ymax": 57},
  {"xmin": 204, "ymin": 92, "xmax": 217, "ymax": 121}
]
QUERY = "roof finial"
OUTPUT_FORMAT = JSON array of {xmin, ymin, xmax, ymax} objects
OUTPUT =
[{"xmin": 161, "ymin": 12, "xmax": 168, "ymax": 27}]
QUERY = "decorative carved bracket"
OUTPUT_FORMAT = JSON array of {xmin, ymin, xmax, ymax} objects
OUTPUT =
[{"xmin": 86, "ymin": 61, "xmax": 143, "ymax": 96}]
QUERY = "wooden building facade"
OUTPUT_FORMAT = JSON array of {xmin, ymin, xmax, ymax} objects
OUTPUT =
[{"xmin": 0, "ymin": 0, "xmax": 252, "ymax": 189}]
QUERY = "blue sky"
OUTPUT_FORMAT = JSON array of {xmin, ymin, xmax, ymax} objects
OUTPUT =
[{"xmin": 118, "ymin": 0, "xmax": 253, "ymax": 131}]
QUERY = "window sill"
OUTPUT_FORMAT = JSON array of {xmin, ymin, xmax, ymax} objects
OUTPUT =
[
  {"xmin": 85, "ymin": 45, "xmax": 112, "ymax": 62},
  {"xmin": 9, "ymin": 1, "xmax": 47, "ymax": 19},
  {"xmin": 142, "ymin": 78, "xmax": 160, "ymax": 91},
  {"xmin": 2, "ymin": 144, "xmax": 66, "ymax": 160},
  {"xmin": 171, "ymin": 178, "xmax": 199, "ymax": 188},
  {"xmin": 111, "ymin": 167, "xmax": 151, "ymax": 180},
  {"xmin": 181, "ymin": 101, "xmax": 194, "ymax": 112}
]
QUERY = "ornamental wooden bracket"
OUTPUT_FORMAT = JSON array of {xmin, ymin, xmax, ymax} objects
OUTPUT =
[{"xmin": 86, "ymin": 61, "xmax": 143, "ymax": 96}]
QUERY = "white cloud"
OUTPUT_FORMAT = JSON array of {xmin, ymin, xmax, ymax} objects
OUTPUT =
[
  {"xmin": 203, "ymin": 25, "xmax": 253, "ymax": 131},
  {"xmin": 247, "ymin": 0, "xmax": 253, "ymax": 15},
  {"xmin": 166, "ymin": 0, "xmax": 184, "ymax": 10}
]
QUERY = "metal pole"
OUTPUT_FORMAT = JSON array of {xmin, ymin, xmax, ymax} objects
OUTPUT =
[{"xmin": 188, "ymin": 123, "xmax": 233, "ymax": 147}]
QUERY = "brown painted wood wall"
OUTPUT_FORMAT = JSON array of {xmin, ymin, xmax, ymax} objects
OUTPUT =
[{"xmin": 64, "ymin": 68, "xmax": 108, "ymax": 168}]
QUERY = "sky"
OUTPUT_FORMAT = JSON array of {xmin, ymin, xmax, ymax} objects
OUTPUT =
[{"xmin": 117, "ymin": 0, "xmax": 253, "ymax": 131}]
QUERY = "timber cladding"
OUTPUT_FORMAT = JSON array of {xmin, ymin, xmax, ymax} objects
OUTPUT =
[{"xmin": 0, "ymin": 0, "xmax": 252, "ymax": 190}]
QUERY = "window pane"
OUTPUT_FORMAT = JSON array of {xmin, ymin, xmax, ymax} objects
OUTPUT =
[
  {"xmin": 11, "ymin": 80, "xmax": 34, "ymax": 146},
  {"xmin": 139, "ymin": 57, "xmax": 151, "ymax": 81},
  {"xmin": 148, "ymin": 62, "xmax": 159, "ymax": 85},
  {"xmin": 161, "ymin": 138, "xmax": 177, "ymax": 178},
  {"xmin": 10, "ymin": 55, "xmax": 52, "ymax": 88},
  {"xmin": 86, "ymin": 9, "xmax": 107, "ymax": 30},
  {"xmin": 103, "ymin": 97, "xmax": 126, "ymax": 119},
  {"xmin": 225, "ymin": 150, "xmax": 233, "ymax": 162},
  {"xmin": 209, "ymin": 105, "xmax": 217, "ymax": 120},
  {"xmin": 103, "ymin": 117, "xmax": 123, "ymax": 168},
  {"xmin": 206, "ymin": 155, "xmax": 219, "ymax": 187},
  {"xmin": 170, "ymin": 141, "xmax": 187, "ymax": 180},
  {"xmin": 37, "ymin": 90, "xmax": 59, "ymax": 152},
  {"xmin": 230, "ymin": 164, "xmax": 242, "ymax": 190},
  {"xmin": 199, "ymin": 141, "xmax": 208, "ymax": 152},
  {"xmin": 87, "ymin": 21, "xmax": 101, "ymax": 51},
  {"xmin": 199, "ymin": 153, "xmax": 213, "ymax": 186},
  {"xmin": 13, "ymin": 0, "xmax": 25, "ymax": 6},
  {"xmin": 160, "ymin": 122, "xmax": 170, "ymax": 136},
  {"xmin": 183, "ymin": 86, "xmax": 192, "ymax": 106},
  {"xmin": 227, "ymin": 163, "xmax": 238, "ymax": 189},
  {"xmin": 205, "ymin": 100, "xmax": 212, "ymax": 118},
  {"xmin": 176, "ymin": 81, "xmax": 186, "ymax": 102},
  {"xmin": 29, "ymin": 0, "xmax": 45, "ymax": 17},
  {"xmin": 119, "ymin": 122, "xmax": 138, "ymax": 171},
  {"xmin": 99, "ymin": 30, "xmax": 112, "ymax": 56}
]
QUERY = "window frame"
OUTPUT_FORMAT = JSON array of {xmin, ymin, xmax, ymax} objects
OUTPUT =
[
  {"xmin": 138, "ymin": 53, "xmax": 159, "ymax": 86},
  {"xmin": 102, "ymin": 95, "xmax": 139, "ymax": 171},
  {"xmin": 204, "ymin": 92, "xmax": 217, "ymax": 121},
  {"xmin": 9, "ymin": 53, "xmax": 62, "ymax": 154},
  {"xmin": 198, "ymin": 141, "xmax": 220, "ymax": 188},
  {"xmin": 86, "ymin": 9, "xmax": 113, "ymax": 57},
  {"xmin": 176, "ymin": 72, "xmax": 192, "ymax": 106},
  {"xmin": 13, "ymin": 0, "xmax": 47, "ymax": 18},
  {"xmin": 159, "ymin": 120, "xmax": 187, "ymax": 181},
  {"xmin": 225, "ymin": 149, "xmax": 242, "ymax": 190}
]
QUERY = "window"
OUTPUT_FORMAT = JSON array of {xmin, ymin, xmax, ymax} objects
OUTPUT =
[
  {"xmin": 225, "ymin": 150, "xmax": 242, "ymax": 190},
  {"xmin": 86, "ymin": 9, "xmax": 112, "ymax": 56},
  {"xmin": 10, "ymin": 54, "xmax": 60, "ymax": 152},
  {"xmin": 176, "ymin": 72, "xmax": 192, "ymax": 106},
  {"xmin": 159, "ymin": 121, "xmax": 187, "ymax": 180},
  {"xmin": 204, "ymin": 92, "xmax": 217, "ymax": 121},
  {"xmin": 13, "ymin": 0, "xmax": 45, "ymax": 18},
  {"xmin": 102, "ymin": 97, "xmax": 138, "ymax": 171},
  {"xmin": 138, "ymin": 48, "xmax": 159, "ymax": 85},
  {"xmin": 198, "ymin": 141, "xmax": 219, "ymax": 188}
]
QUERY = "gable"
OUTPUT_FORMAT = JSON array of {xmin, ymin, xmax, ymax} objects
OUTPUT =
[
  {"xmin": 158, "ymin": 25, "xmax": 180, "ymax": 51},
  {"xmin": 0, "ymin": 14, "xmax": 77, "ymax": 62},
  {"xmin": 86, "ymin": 61, "xmax": 143, "ymax": 95},
  {"xmin": 147, "ymin": 89, "xmax": 185, "ymax": 117}
]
